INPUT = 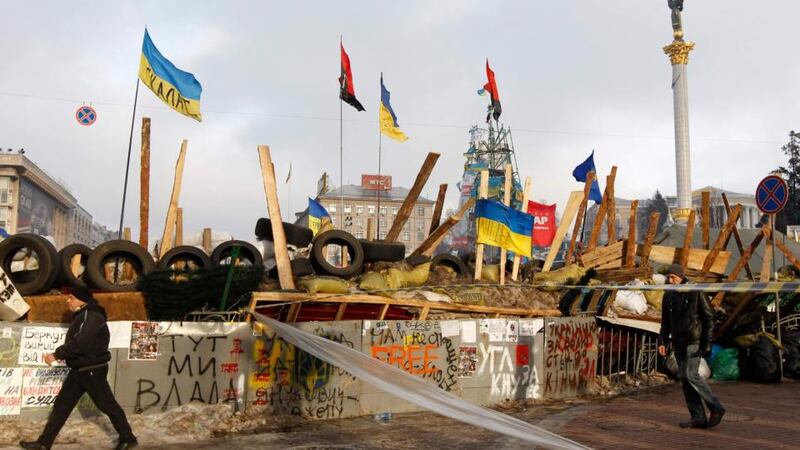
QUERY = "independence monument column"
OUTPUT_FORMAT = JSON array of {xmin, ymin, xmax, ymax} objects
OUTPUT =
[{"xmin": 663, "ymin": 0, "xmax": 695, "ymax": 223}]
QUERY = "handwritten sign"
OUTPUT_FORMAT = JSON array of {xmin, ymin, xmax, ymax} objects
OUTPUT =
[
  {"xmin": 0, "ymin": 267, "xmax": 29, "ymax": 321},
  {"xmin": 18, "ymin": 327, "xmax": 67, "ymax": 366},
  {"xmin": 0, "ymin": 368, "xmax": 22, "ymax": 415},
  {"xmin": 22, "ymin": 367, "xmax": 70, "ymax": 408}
]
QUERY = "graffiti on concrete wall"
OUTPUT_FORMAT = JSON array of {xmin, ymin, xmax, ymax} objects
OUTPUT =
[
  {"xmin": 476, "ymin": 342, "xmax": 537, "ymax": 399},
  {"xmin": 249, "ymin": 325, "xmax": 359, "ymax": 420},
  {"xmin": 367, "ymin": 321, "xmax": 458, "ymax": 392},
  {"xmin": 543, "ymin": 317, "xmax": 598, "ymax": 399}
]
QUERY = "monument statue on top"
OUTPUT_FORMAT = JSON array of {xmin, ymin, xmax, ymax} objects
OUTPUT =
[{"xmin": 668, "ymin": 0, "xmax": 684, "ymax": 39}]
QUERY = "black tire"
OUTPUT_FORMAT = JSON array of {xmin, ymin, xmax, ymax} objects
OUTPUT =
[
  {"xmin": 0, "ymin": 233, "xmax": 60, "ymax": 295},
  {"xmin": 86, "ymin": 240, "xmax": 156, "ymax": 292},
  {"xmin": 254, "ymin": 218, "xmax": 313, "ymax": 247},
  {"xmin": 211, "ymin": 240, "xmax": 263, "ymax": 267},
  {"xmin": 405, "ymin": 254, "xmax": 431, "ymax": 266},
  {"xmin": 269, "ymin": 257, "xmax": 314, "ymax": 278},
  {"xmin": 311, "ymin": 230, "xmax": 364, "ymax": 278},
  {"xmin": 58, "ymin": 243, "xmax": 92, "ymax": 288},
  {"xmin": 359, "ymin": 239, "xmax": 406, "ymax": 263},
  {"xmin": 432, "ymin": 254, "xmax": 469, "ymax": 278},
  {"xmin": 158, "ymin": 246, "xmax": 211, "ymax": 271}
]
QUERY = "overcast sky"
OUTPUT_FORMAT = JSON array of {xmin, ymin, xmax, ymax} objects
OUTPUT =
[{"xmin": 1, "ymin": 1, "xmax": 796, "ymax": 243}]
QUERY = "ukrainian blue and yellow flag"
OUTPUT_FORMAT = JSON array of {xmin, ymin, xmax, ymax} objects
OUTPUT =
[
  {"xmin": 379, "ymin": 74, "xmax": 408, "ymax": 142},
  {"xmin": 308, "ymin": 198, "xmax": 332, "ymax": 236},
  {"xmin": 138, "ymin": 29, "xmax": 203, "ymax": 121},
  {"xmin": 475, "ymin": 199, "xmax": 533, "ymax": 257}
]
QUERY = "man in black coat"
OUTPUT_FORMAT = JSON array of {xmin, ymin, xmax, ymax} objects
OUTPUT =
[
  {"xmin": 20, "ymin": 286, "xmax": 137, "ymax": 450},
  {"xmin": 658, "ymin": 264, "xmax": 725, "ymax": 429}
]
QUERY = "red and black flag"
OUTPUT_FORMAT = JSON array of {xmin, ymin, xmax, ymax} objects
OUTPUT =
[
  {"xmin": 482, "ymin": 59, "xmax": 502, "ymax": 121},
  {"xmin": 339, "ymin": 42, "xmax": 365, "ymax": 112}
]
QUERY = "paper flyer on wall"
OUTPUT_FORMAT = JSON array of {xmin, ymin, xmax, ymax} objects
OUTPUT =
[
  {"xmin": 18, "ymin": 327, "xmax": 67, "ymax": 366},
  {"xmin": 439, "ymin": 320, "xmax": 460, "ymax": 338},
  {"xmin": 0, "ymin": 368, "xmax": 22, "ymax": 415},
  {"xmin": 460, "ymin": 321, "xmax": 477, "ymax": 343},
  {"xmin": 128, "ymin": 321, "xmax": 160, "ymax": 360},
  {"xmin": 108, "ymin": 321, "xmax": 133, "ymax": 349},
  {"xmin": 488, "ymin": 319, "xmax": 506, "ymax": 342},
  {"xmin": 505, "ymin": 320, "xmax": 519, "ymax": 343}
]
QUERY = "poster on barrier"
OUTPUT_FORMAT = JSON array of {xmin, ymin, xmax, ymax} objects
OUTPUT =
[
  {"xmin": 0, "ymin": 268, "xmax": 29, "ymax": 321},
  {"xmin": 458, "ymin": 346, "xmax": 477, "ymax": 378},
  {"xmin": 0, "ymin": 367, "xmax": 22, "ymax": 415},
  {"xmin": 128, "ymin": 322, "xmax": 159, "ymax": 360},
  {"xmin": 18, "ymin": 327, "xmax": 67, "ymax": 366},
  {"xmin": 21, "ymin": 367, "xmax": 69, "ymax": 408}
]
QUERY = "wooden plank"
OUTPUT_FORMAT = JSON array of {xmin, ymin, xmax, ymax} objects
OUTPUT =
[
  {"xmin": 366, "ymin": 217, "xmax": 374, "ymax": 241},
  {"xmin": 385, "ymin": 152, "xmax": 440, "ymax": 241},
  {"xmin": 334, "ymin": 303, "xmax": 348, "ymax": 321},
  {"xmin": 250, "ymin": 291, "xmax": 562, "ymax": 317},
  {"xmin": 158, "ymin": 140, "xmax": 188, "ymax": 259},
  {"xmin": 123, "ymin": 227, "xmax": 131, "ymax": 241},
  {"xmin": 474, "ymin": 170, "xmax": 489, "ymax": 280},
  {"xmin": 418, "ymin": 305, "xmax": 431, "ymax": 320},
  {"xmin": 679, "ymin": 209, "xmax": 696, "ymax": 268},
  {"xmin": 596, "ymin": 259, "xmax": 623, "ymax": 270},
  {"xmin": 605, "ymin": 166, "xmax": 618, "ymax": 243},
  {"xmin": 512, "ymin": 176, "xmax": 532, "ymax": 281},
  {"xmin": 567, "ymin": 171, "xmax": 594, "ymax": 263},
  {"xmin": 378, "ymin": 303, "xmax": 390, "ymax": 320},
  {"xmin": 710, "ymin": 228, "xmax": 767, "ymax": 307},
  {"xmin": 412, "ymin": 197, "xmax": 475, "ymax": 257},
  {"xmin": 722, "ymin": 193, "xmax": 754, "ymax": 280},
  {"xmin": 647, "ymin": 245, "xmax": 730, "ymax": 273},
  {"xmin": 139, "ymin": 117, "xmax": 150, "ymax": 249},
  {"xmin": 775, "ymin": 237, "xmax": 800, "ymax": 272},
  {"xmin": 175, "ymin": 207, "xmax": 183, "ymax": 246},
  {"xmin": 428, "ymin": 184, "xmax": 448, "ymax": 235},
  {"xmin": 639, "ymin": 212, "xmax": 660, "ymax": 267},
  {"xmin": 542, "ymin": 191, "xmax": 583, "ymax": 272},
  {"xmin": 499, "ymin": 164, "xmax": 512, "ymax": 285},
  {"xmin": 760, "ymin": 219, "xmax": 773, "ymax": 283},
  {"xmin": 701, "ymin": 204, "xmax": 741, "ymax": 273},
  {"xmin": 625, "ymin": 200, "xmax": 638, "ymax": 267},
  {"xmin": 587, "ymin": 174, "xmax": 610, "ymax": 252},
  {"xmin": 202, "ymin": 228, "xmax": 212, "ymax": 254},
  {"xmin": 257, "ymin": 145, "xmax": 295, "ymax": 290},
  {"xmin": 701, "ymin": 191, "xmax": 710, "ymax": 249}
]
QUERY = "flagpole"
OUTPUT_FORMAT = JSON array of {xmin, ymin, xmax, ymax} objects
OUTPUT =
[
  {"xmin": 117, "ymin": 78, "xmax": 141, "ymax": 239},
  {"xmin": 377, "ymin": 73, "xmax": 383, "ymax": 240}
]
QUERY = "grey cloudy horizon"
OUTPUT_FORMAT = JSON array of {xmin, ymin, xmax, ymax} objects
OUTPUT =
[{"xmin": 0, "ymin": 1, "xmax": 795, "ymax": 243}]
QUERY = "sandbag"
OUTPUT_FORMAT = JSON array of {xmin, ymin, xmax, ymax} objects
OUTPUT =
[
  {"xmin": 482, "ymin": 264, "xmax": 500, "ymax": 283},
  {"xmin": 615, "ymin": 280, "xmax": 648, "ymax": 314},
  {"xmin": 381, "ymin": 262, "xmax": 431, "ymax": 289},
  {"xmin": 359, "ymin": 272, "xmax": 389, "ymax": 291},
  {"xmin": 532, "ymin": 264, "xmax": 586, "ymax": 289},
  {"xmin": 711, "ymin": 348, "xmax": 739, "ymax": 381},
  {"xmin": 298, "ymin": 276, "xmax": 350, "ymax": 294}
]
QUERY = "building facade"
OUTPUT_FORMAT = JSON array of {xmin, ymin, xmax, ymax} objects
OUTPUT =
[
  {"xmin": 316, "ymin": 175, "xmax": 435, "ymax": 256},
  {"xmin": 0, "ymin": 152, "xmax": 116, "ymax": 249}
]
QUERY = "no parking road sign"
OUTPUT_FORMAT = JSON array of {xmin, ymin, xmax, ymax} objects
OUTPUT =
[
  {"xmin": 75, "ymin": 105, "xmax": 97, "ymax": 126},
  {"xmin": 756, "ymin": 175, "xmax": 788, "ymax": 214}
]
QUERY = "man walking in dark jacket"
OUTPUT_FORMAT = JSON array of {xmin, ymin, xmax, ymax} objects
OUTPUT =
[
  {"xmin": 20, "ymin": 286, "xmax": 137, "ymax": 450},
  {"xmin": 658, "ymin": 264, "xmax": 725, "ymax": 429}
]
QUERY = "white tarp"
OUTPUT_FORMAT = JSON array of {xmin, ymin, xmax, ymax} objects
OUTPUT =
[
  {"xmin": 598, "ymin": 316, "xmax": 661, "ymax": 334},
  {"xmin": 254, "ymin": 313, "xmax": 588, "ymax": 450}
]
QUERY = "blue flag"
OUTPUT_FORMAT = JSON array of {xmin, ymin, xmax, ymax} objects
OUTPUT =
[{"xmin": 572, "ymin": 151, "xmax": 603, "ymax": 203}]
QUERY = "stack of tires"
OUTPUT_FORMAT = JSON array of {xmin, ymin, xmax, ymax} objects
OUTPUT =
[{"xmin": 0, "ymin": 233, "xmax": 266, "ymax": 295}]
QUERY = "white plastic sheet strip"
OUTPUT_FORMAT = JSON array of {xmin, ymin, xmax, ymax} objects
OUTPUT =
[{"xmin": 254, "ymin": 313, "xmax": 588, "ymax": 450}]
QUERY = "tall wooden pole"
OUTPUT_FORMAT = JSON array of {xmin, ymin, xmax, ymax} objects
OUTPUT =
[
  {"xmin": 701, "ymin": 191, "xmax": 711, "ymax": 249},
  {"xmin": 511, "ymin": 176, "xmax": 531, "ymax": 281},
  {"xmin": 385, "ymin": 152, "xmax": 440, "ymax": 242},
  {"xmin": 429, "ymin": 184, "xmax": 448, "ymax": 235},
  {"xmin": 202, "ymin": 228, "xmax": 212, "ymax": 254},
  {"xmin": 258, "ymin": 145, "xmax": 295, "ymax": 290},
  {"xmin": 473, "ymin": 170, "xmax": 489, "ymax": 281},
  {"xmin": 139, "ymin": 117, "xmax": 150, "ymax": 248},
  {"xmin": 499, "ymin": 164, "xmax": 512, "ymax": 285},
  {"xmin": 567, "ymin": 171, "xmax": 594, "ymax": 262},
  {"xmin": 175, "ymin": 207, "xmax": 183, "ymax": 246},
  {"xmin": 158, "ymin": 140, "xmax": 187, "ymax": 259}
]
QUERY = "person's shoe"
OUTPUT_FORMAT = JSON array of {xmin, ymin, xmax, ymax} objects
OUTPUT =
[
  {"xmin": 707, "ymin": 407, "xmax": 726, "ymax": 428},
  {"xmin": 19, "ymin": 441, "xmax": 49, "ymax": 450},
  {"xmin": 679, "ymin": 420, "xmax": 707, "ymax": 429},
  {"xmin": 114, "ymin": 440, "xmax": 138, "ymax": 450}
]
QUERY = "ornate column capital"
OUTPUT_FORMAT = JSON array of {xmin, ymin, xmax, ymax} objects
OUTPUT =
[{"xmin": 663, "ymin": 40, "xmax": 695, "ymax": 65}]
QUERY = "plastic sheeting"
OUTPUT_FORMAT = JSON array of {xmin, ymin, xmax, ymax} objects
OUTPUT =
[{"xmin": 254, "ymin": 313, "xmax": 588, "ymax": 450}]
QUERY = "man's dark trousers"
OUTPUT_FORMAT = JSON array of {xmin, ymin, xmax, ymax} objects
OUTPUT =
[
  {"xmin": 675, "ymin": 343, "xmax": 723, "ymax": 422},
  {"xmin": 38, "ymin": 365, "xmax": 135, "ymax": 447}
]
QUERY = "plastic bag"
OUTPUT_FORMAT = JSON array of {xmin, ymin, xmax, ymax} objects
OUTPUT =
[
  {"xmin": 711, "ymin": 348, "xmax": 740, "ymax": 381},
  {"xmin": 666, "ymin": 351, "xmax": 712, "ymax": 380},
  {"xmin": 615, "ymin": 280, "xmax": 648, "ymax": 314},
  {"xmin": 740, "ymin": 336, "xmax": 780, "ymax": 383}
]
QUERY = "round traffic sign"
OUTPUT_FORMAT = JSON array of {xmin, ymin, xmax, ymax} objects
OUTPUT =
[
  {"xmin": 75, "ymin": 106, "xmax": 97, "ymax": 126},
  {"xmin": 755, "ymin": 175, "xmax": 788, "ymax": 214}
]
